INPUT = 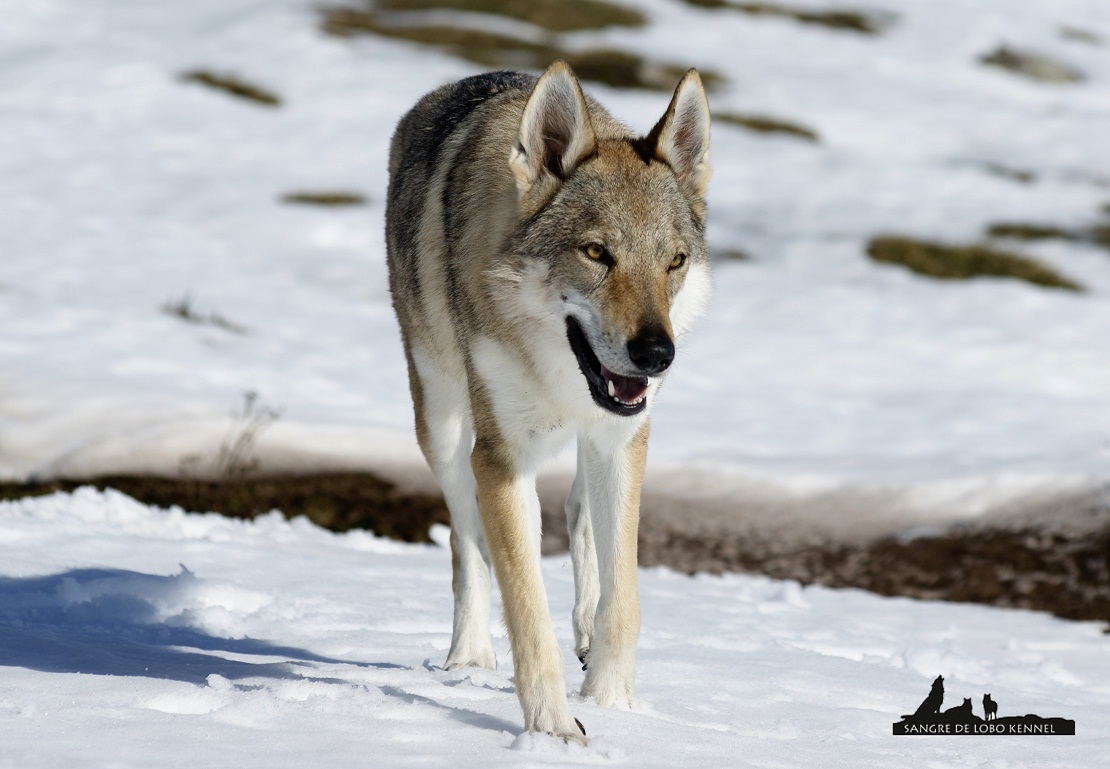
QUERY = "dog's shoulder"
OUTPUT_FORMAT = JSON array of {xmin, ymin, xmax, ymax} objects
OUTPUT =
[{"xmin": 390, "ymin": 71, "xmax": 536, "ymax": 177}]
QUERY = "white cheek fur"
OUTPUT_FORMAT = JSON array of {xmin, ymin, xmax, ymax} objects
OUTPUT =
[{"xmin": 670, "ymin": 261, "xmax": 712, "ymax": 338}]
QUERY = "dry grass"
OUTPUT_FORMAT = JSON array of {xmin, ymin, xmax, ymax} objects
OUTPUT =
[
  {"xmin": 867, "ymin": 235, "xmax": 1083, "ymax": 291},
  {"xmin": 986, "ymin": 223, "xmax": 1075, "ymax": 241},
  {"xmin": 281, "ymin": 191, "xmax": 368, "ymax": 206},
  {"xmin": 162, "ymin": 294, "xmax": 249, "ymax": 335},
  {"xmin": 681, "ymin": 0, "xmax": 889, "ymax": 35},
  {"xmin": 371, "ymin": 0, "xmax": 644, "ymax": 32},
  {"xmin": 979, "ymin": 46, "xmax": 1084, "ymax": 83},
  {"xmin": 180, "ymin": 70, "xmax": 282, "ymax": 106},
  {"xmin": 987, "ymin": 221, "xmax": 1110, "ymax": 252},
  {"xmin": 713, "ymin": 247, "xmax": 754, "ymax": 261},
  {"xmin": 1059, "ymin": 26, "xmax": 1105, "ymax": 46},
  {"xmin": 321, "ymin": 6, "xmax": 721, "ymax": 92},
  {"xmin": 978, "ymin": 162, "xmax": 1037, "ymax": 185},
  {"xmin": 714, "ymin": 111, "xmax": 819, "ymax": 142}
]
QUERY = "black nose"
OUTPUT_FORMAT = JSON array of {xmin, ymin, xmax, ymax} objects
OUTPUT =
[{"xmin": 627, "ymin": 331, "xmax": 675, "ymax": 375}]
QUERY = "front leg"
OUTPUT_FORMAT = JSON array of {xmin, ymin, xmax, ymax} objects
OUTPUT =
[
  {"xmin": 471, "ymin": 435, "xmax": 584, "ymax": 743},
  {"xmin": 579, "ymin": 421, "xmax": 648, "ymax": 709},
  {"xmin": 565, "ymin": 448, "xmax": 599, "ymax": 666}
]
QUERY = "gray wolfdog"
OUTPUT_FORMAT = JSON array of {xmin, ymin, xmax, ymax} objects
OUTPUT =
[{"xmin": 386, "ymin": 61, "xmax": 711, "ymax": 742}]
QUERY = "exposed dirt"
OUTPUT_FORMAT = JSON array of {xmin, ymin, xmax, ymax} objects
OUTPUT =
[
  {"xmin": 633, "ymin": 521, "xmax": 1110, "ymax": 624},
  {"xmin": 3, "ymin": 473, "xmax": 1107, "ymax": 627},
  {"xmin": 0, "ymin": 473, "xmax": 449, "ymax": 543}
]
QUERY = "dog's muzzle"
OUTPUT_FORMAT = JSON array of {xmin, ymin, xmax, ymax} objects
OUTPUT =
[{"xmin": 565, "ymin": 317, "xmax": 660, "ymax": 416}]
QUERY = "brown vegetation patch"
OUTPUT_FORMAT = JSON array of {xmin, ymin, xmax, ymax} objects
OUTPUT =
[
  {"xmin": 979, "ymin": 46, "xmax": 1084, "ymax": 84},
  {"xmin": 0, "ymin": 473, "xmax": 449, "ymax": 543},
  {"xmin": 370, "ymin": 0, "xmax": 644, "ymax": 32},
  {"xmin": 681, "ymin": 0, "xmax": 889, "ymax": 35},
  {"xmin": 1059, "ymin": 26, "xmax": 1104, "ymax": 46},
  {"xmin": 321, "ymin": 6, "xmax": 722, "ymax": 91},
  {"xmin": 713, "ymin": 246, "xmax": 754, "ymax": 261},
  {"xmin": 715, "ymin": 111, "xmax": 819, "ymax": 142},
  {"xmin": 978, "ymin": 162, "xmax": 1037, "ymax": 185},
  {"xmin": 180, "ymin": 70, "xmax": 282, "ymax": 106},
  {"xmin": 987, "ymin": 221, "xmax": 1110, "ymax": 252},
  {"xmin": 986, "ymin": 222, "xmax": 1075, "ymax": 241},
  {"xmin": 867, "ymin": 235, "xmax": 1083, "ymax": 291},
  {"xmin": 281, "ymin": 191, "xmax": 368, "ymax": 206}
]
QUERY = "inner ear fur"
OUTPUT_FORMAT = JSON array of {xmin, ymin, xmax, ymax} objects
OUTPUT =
[
  {"xmin": 647, "ymin": 69, "xmax": 711, "ymax": 200},
  {"xmin": 510, "ymin": 61, "xmax": 597, "ymax": 194}
]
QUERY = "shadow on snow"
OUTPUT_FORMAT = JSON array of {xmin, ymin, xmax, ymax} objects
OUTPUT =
[{"xmin": 0, "ymin": 567, "xmax": 405, "ymax": 685}]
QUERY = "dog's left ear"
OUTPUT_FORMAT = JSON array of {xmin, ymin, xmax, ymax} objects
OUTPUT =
[{"xmin": 648, "ymin": 69, "xmax": 711, "ymax": 202}]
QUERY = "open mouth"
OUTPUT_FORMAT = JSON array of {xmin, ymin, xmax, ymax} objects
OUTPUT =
[{"xmin": 565, "ymin": 317, "xmax": 650, "ymax": 416}]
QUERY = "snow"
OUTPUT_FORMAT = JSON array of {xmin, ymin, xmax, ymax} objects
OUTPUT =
[
  {"xmin": 2, "ymin": 0, "xmax": 1109, "ymax": 520},
  {"xmin": 2, "ymin": 488, "xmax": 1105, "ymax": 767},
  {"xmin": 1, "ymin": 0, "xmax": 1109, "ymax": 762}
]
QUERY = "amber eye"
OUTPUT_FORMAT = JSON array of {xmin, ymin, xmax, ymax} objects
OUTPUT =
[
  {"xmin": 669, "ymin": 253, "xmax": 687, "ymax": 270},
  {"xmin": 583, "ymin": 243, "xmax": 606, "ymax": 261}
]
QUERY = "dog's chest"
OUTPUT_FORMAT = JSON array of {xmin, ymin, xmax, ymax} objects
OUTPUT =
[{"xmin": 470, "ymin": 334, "xmax": 598, "ymax": 443}]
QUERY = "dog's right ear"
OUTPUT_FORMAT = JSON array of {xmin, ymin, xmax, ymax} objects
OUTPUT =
[{"xmin": 510, "ymin": 61, "xmax": 597, "ymax": 199}]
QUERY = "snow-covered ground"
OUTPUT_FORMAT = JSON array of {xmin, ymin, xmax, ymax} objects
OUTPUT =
[
  {"xmin": 2, "ymin": 488, "xmax": 1105, "ymax": 767},
  {"xmin": 1, "ymin": 2, "xmax": 1109, "ymax": 762},
  {"xmin": 2, "ymin": 0, "xmax": 1109, "ymax": 521}
]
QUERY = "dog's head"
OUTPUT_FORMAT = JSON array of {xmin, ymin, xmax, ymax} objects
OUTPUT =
[{"xmin": 507, "ymin": 61, "xmax": 712, "ymax": 416}]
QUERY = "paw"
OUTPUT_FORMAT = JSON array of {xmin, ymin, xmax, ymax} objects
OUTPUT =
[
  {"xmin": 444, "ymin": 643, "xmax": 496, "ymax": 671},
  {"xmin": 581, "ymin": 661, "xmax": 634, "ymax": 709},
  {"xmin": 512, "ymin": 721, "xmax": 588, "ymax": 750},
  {"xmin": 521, "ymin": 688, "xmax": 587, "ymax": 745},
  {"xmin": 527, "ymin": 719, "xmax": 587, "ymax": 746},
  {"xmin": 577, "ymin": 646, "xmax": 589, "ymax": 671}
]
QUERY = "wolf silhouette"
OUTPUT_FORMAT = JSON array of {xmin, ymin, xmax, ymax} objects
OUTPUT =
[
  {"xmin": 904, "ymin": 675, "xmax": 944, "ymax": 720},
  {"xmin": 940, "ymin": 697, "xmax": 974, "ymax": 723},
  {"xmin": 983, "ymin": 693, "xmax": 998, "ymax": 721}
]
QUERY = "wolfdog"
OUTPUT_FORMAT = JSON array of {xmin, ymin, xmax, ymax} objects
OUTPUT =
[{"xmin": 386, "ymin": 61, "xmax": 711, "ymax": 742}]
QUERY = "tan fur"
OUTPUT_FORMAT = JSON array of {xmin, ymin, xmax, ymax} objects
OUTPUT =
[{"xmin": 385, "ymin": 62, "xmax": 712, "ymax": 742}]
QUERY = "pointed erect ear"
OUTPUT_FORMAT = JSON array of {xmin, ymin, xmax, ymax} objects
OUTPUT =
[
  {"xmin": 510, "ymin": 61, "xmax": 597, "ymax": 193},
  {"xmin": 648, "ymin": 69, "xmax": 711, "ymax": 200}
]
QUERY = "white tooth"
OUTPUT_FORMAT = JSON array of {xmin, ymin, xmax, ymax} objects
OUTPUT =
[{"xmin": 607, "ymin": 379, "xmax": 616, "ymax": 398}]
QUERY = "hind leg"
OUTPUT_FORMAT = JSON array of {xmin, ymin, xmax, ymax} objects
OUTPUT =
[{"xmin": 409, "ymin": 346, "xmax": 495, "ymax": 670}]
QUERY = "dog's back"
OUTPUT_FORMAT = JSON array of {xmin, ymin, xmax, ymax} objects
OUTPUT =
[
  {"xmin": 386, "ymin": 71, "xmax": 534, "ymax": 284},
  {"xmin": 387, "ymin": 72, "xmax": 527, "ymax": 348}
]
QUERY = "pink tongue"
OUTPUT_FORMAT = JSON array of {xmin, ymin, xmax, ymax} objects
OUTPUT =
[{"xmin": 600, "ymin": 364, "xmax": 650, "ymax": 404}]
